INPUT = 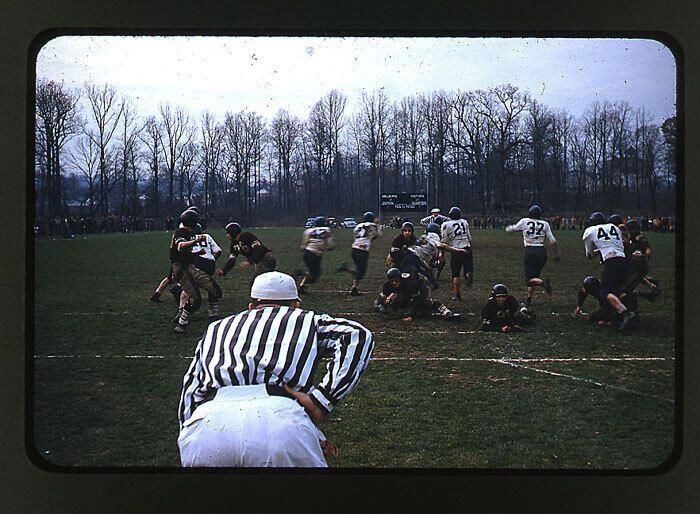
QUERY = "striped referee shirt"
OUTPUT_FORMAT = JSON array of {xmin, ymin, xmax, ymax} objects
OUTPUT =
[{"xmin": 178, "ymin": 306, "xmax": 374, "ymax": 428}]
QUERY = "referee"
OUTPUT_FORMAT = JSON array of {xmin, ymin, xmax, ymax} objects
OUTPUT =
[{"xmin": 177, "ymin": 271, "xmax": 374, "ymax": 467}]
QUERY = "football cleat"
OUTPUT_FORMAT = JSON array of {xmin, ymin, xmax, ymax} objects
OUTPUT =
[
  {"xmin": 543, "ymin": 278, "xmax": 553, "ymax": 295},
  {"xmin": 174, "ymin": 323, "xmax": 187, "ymax": 334},
  {"xmin": 445, "ymin": 313, "xmax": 462, "ymax": 322},
  {"xmin": 149, "ymin": 292, "xmax": 161, "ymax": 303},
  {"xmin": 619, "ymin": 310, "xmax": 638, "ymax": 331},
  {"xmin": 350, "ymin": 288, "xmax": 362, "ymax": 296},
  {"xmin": 451, "ymin": 293, "xmax": 462, "ymax": 301}
]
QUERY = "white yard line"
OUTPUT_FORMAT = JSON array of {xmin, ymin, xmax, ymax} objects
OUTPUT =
[{"xmin": 497, "ymin": 359, "xmax": 675, "ymax": 405}]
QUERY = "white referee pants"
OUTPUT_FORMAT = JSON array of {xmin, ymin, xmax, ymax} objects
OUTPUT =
[{"xmin": 178, "ymin": 384, "xmax": 328, "ymax": 467}]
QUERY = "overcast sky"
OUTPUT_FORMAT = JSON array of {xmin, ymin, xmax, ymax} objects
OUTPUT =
[{"xmin": 36, "ymin": 36, "xmax": 677, "ymax": 123}]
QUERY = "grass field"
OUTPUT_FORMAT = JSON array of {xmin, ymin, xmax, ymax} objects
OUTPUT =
[{"xmin": 31, "ymin": 226, "xmax": 678, "ymax": 469}]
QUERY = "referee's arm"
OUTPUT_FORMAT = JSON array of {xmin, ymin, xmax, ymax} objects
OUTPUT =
[
  {"xmin": 307, "ymin": 315, "xmax": 374, "ymax": 415},
  {"xmin": 177, "ymin": 334, "xmax": 211, "ymax": 429}
]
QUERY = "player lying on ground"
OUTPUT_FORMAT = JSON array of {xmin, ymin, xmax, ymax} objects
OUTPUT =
[
  {"xmin": 336, "ymin": 211, "xmax": 384, "ymax": 296},
  {"xmin": 386, "ymin": 221, "xmax": 417, "ymax": 269},
  {"xmin": 216, "ymin": 222, "xmax": 277, "ymax": 284},
  {"xmin": 505, "ymin": 204, "xmax": 560, "ymax": 306},
  {"xmin": 440, "ymin": 206, "xmax": 474, "ymax": 301},
  {"xmin": 298, "ymin": 217, "xmax": 335, "ymax": 294},
  {"xmin": 572, "ymin": 276, "xmax": 640, "ymax": 327},
  {"xmin": 170, "ymin": 209, "xmax": 223, "ymax": 334},
  {"xmin": 373, "ymin": 267, "xmax": 460, "ymax": 322},
  {"xmin": 177, "ymin": 271, "xmax": 373, "ymax": 467},
  {"xmin": 480, "ymin": 283, "xmax": 535, "ymax": 333},
  {"xmin": 582, "ymin": 211, "xmax": 638, "ymax": 331}
]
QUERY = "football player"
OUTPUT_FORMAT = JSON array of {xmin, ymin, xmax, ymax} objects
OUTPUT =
[
  {"xmin": 386, "ymin": 221, "xmax": 418, "ymax": 269},
  {"xmin": 168, "ymin": 223, "xmax": 223, "ymax": 304},
  {"xmin": 505, "ymin": 205, "xmax": 560, "ymax": 306},
  {"xmin": 440, "ymin": 206, "xmax": 474, "ymax": 300},
  {"xmin": 337, "ymin": 211, "xmax": 384, "ymax": 296},
  {"xmin": 170, "ymin": 210, "xmax": 223, "ymax": 333},
  {"xmin": 582, "ymin": 211, "xmax": 637, "ymax": 331},
  {"xmin": 420, "ymin": 208, "xmax": 450, "ymax": 278},
  {"xmin": 480, "ymin": 283, "xmax": 535, "ymax": 333},
  {"xmin": 623, "ymin": 217, "xmax": 662, "ymax": 301},
  {"xmin": 216, "ymin": 222, "xmax": 276, "ymax": 283},
  {"xmin": 373, "ymin": 267, "xmax": 460, "ymax": 322},
  {"xmin": 401, "ymin": 223, "xmax": 443, "ymax": 288},
  {"xmin": 573, "ymin": 276, "xmax": 639, "ymax": 327},
  {"xmin": 150, "ymin": 206, "xmax": 202, "ymax": 304},
  {"xmin": 298, "ymin": 216, "xmax": 335, "ymax": 294}
]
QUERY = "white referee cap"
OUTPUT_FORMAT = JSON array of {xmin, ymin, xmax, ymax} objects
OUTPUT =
[
  {"xmin": 250, "ymin": 272, "xmax": 299, "ymax": 301},
  {"xmin": 431, "ymin": 208, "xmax": 440, "ymax": 214}
]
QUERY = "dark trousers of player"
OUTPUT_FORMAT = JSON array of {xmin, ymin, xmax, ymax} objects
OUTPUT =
[
  {"xmin": 590, "ymin": 293, "xmax": 639, "ymax": 324},
  {"xmin": 450, "ymin": 250, "xmax": 473, "ymax": 278},
  {"xmin": 251, "ymin": 252, "xmax": 277, "ymax": 283},
  {"xmin": 622, "ymin": 254, "xmax": 650, "ymax": 294},
  {"xmin": 303, "ymin": 250, "xmax": 323, "ymax": 283},
  {"xmin": 601, "ymin": 257, "xmax": 630, "ymax": 297},
  {"xmin": 172, "ymin": 263, "xmax": 222, "ymax": 319},
  {"xmin": 400, "ymin": 253, "xmax": 437, "ymax": 287},
  {"xmin": 523, "ymin": 246, "xmax": 547, "ymax": 282},
  {"xmin": 351, "ymin": 248, "xmax": 370, "ymax": 280}
]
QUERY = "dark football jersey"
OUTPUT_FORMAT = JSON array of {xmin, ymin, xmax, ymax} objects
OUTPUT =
[
  {"xmin": 481, "ymin": 295, "xmax": 520, "ymax": 325},
  {"xmin": 229, "ymin": 231, "xmax": 270, "ymax": 264},
  {"xmin": 169, "ymin": 227, "xmax": 196, "ymax": 265}
]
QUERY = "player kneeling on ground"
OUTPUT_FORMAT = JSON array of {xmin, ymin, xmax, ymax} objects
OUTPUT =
[
  {"xmin": 373, "ymin": 267, "xmax": 460, "ymax": 322},
  {"xmin": 170, "ymin": 210, "xmax": 223, "ymax": 333},
  {"xmin": 622, "ymin": 217, "xmax": 662, "ymax": 302},
  {"xmin": 572, "ymin": 276, "xmax": 640, "ymax": 328},
  {"xmin": 480, "ymin": 283, "xmax": 535, "ymax": 333}
]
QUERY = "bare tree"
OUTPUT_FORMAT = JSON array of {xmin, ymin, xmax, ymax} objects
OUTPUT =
[
  {"xmin": 115, "ymin": 98, "xmax": 141, "ymax": 215},
  {"xmin": 199, "ymin": 111, "xmax": 224, "ymax": 214},
  {"xmin": 66, "ymin": 134, "xmax": 100, "ymax": 214},
  {"xmin": 35, "ymin": 80, "xmax": 80, "ymax": 218},
  {"xmin": 84, "ymin": 83, "xmax": 124, "ymax": 216},
  {"xmin": 158, "ymin": 103, "xmax": 194, "ymax": 215},
  {"xmin": 139, "ymin": 116, "xmax": 163, "ymax": 216},
  {"xmin": 473, "ymin": 85, "xmax": 529, "ymax": 209},
  {"xmin": 270, "ymin": 109, "xmax": 303, "ymax": 213}
]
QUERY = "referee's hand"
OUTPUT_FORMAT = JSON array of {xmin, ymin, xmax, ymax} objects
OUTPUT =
[{"xmin": 283, "ymin": 384, "xmax": 327, "ymax": 425}]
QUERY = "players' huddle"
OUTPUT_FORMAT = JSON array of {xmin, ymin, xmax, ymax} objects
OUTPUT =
[{"xmin": 151, "ymin": 204, "xmax": 661, "ymax": 334}]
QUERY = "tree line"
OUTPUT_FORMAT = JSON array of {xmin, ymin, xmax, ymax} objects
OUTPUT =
[{"xmin": 35, "ymin": 80, "xmax": 677, "ymax": 223}]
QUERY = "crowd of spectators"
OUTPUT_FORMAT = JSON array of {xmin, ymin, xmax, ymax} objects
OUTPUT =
[{"xmin": 34, "ymin": 212, "xmax": 675, "ymax": 238}]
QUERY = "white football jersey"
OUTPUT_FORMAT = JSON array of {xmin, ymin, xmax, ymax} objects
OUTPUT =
[
  {"xmin": 352, "ymin": 222, "xmax": 383, "ymax": 251},
  {"xmin": 408, "ymin": 232, "xmax": 440, "ymax": 267},
  {"xmin": 192, "ymin": 234, "xmax": 222, "ymax": 261},
  {"xmin": 505, "ymin": 218, "xmax": 556, "ymax": 247},
  {"xmin": 582, "ymin": 223, "xmax": 626, "ymax": 261},
  {"xmin": 440, "ymin": 219, "xmax": 472, "ymax": 249},
  {"xmin": 301, "ymin": 227, "xmax": 334, "ymax": 255}
]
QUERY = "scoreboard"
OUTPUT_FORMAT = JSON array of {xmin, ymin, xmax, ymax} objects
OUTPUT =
[{"xmin": 380, "ymin": 193, "xmax": 428, "ymax": 212}]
